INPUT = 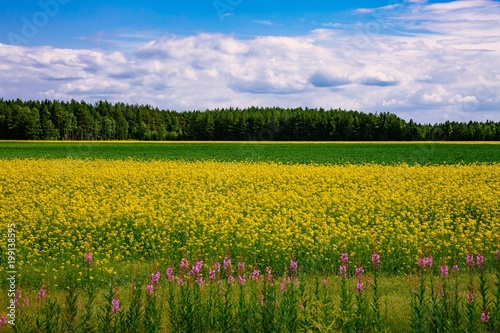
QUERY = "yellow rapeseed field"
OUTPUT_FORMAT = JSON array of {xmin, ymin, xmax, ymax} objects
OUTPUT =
[{"xmin": 1, "ymin": 159, "xmax": 499, "ymax": 279}]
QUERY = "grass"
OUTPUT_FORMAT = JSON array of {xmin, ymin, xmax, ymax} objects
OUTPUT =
[{"xmin": 0, "ymin": 141, "xmax": 500, "ymax": 164}]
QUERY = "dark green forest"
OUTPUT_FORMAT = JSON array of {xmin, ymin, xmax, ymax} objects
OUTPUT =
[{"xmin": 1, "ymin": 98, "xmax": 499, "ymax": 141}]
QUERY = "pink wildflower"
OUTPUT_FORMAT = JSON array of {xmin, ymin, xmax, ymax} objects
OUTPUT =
[
  {"xmin": 238, "ymin": 262, "xmax": 245, "ymax": 273},
  {"xmin": 166, "ymin": 267, "xmax": 175, "ymax": 281},
  {"xmin": 37, "ymin": 288, "xmax": 47, "ymax": 301},
  {"xmin": 481, "ymin": 312, "xmax": 490, "ymax": 322},
  {"xmin": 266, "ymin": 268, "xmax": 273, "ymax": 282},
  {"xmin": 371, "ymin": 253, "xmax": 381, "ymax": 269},
  {"xmin": 14, "ymin": 290, "xmax": 22, "ymax": 308},
  {"xmin": 0, "ymin": 315, "xmax": 8, "ymax": 328},
  {"xmin": 111, "ymin": 299, "xmax": 120, "ymax": 316},
  {"xmin": 151, "ymin": 271, "xmax": 160, "ymax": 285},
  {"xmin": 339, "ymin": 265, "xmax": 347, "ymax": 278},
  {"xmin": 340, "ymin": 253, "xmax": 349, "ymax": 264},
  {"xmin": 418, "ymin": 256, "xmax": 433, "ymax": 268},
  {"xmin": 281, "ymin": 277, "xmax": 289, "ymax": 293},
  {"xmin": 191, "ymin": 261, "xmax": 203, "ymax": 276},
  {"xmin": 476, "ymin": 254, "xmax": 484, "ymax": 269},
  {"xmin": 223, "ymin": 257, "xmax": 232, "ymax": 270},
  {"xmin": 466, "ymin": 290, "xmax": 474, "ymax": 303},
  {"xmin": 250, "ymin": 269, "xmax": 261, "ymax": 280},
  {"xmin": 214, "ymin": 262, "xmax": 221, "ymax": 272},
  {"xmin": 466, "ymin": 255, "xmax": 474, "ymax": 267},
  {"xmin": 209, "ymin": 268, "xmax": 216, "ymax": 280},
  {"xmin": 180, "ymin": 258, "xmax": 189, "ymax": 272},
  {"xmin": 84, "ymin": 253, "xmax": 93, "ymax": 266},
  {"xmin": 440, "ymin": 265, "xmax": 449, "ymax": 278},
  {"xmin": 356, "ymin": 281, "xmax": 363, "ymax": 294},
  {"xmin": 355, "ymin": 266, "xmax": 363, "ymax": 279},
  {"xmin": 196, "ymin": 276, "xmax": 203, "ymax": 286},
  {"xmin": 146, "ymin": 284, "xmax": 154, "ymax": 296}
]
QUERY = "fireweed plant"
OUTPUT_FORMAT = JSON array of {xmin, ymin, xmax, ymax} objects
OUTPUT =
[{"xmin": 2, "ymin": 252, "xmax": 500, "ymax": 332}]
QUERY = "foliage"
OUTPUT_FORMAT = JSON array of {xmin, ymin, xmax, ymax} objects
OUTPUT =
[{"xmin": 1, "ymin": 98, "xmax": 500, "ymax": 141}]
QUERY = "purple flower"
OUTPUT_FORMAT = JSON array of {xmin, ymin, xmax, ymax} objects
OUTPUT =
[
  {"xmin": 146, "ymin": 284, "xmax": 154, "ymax": 296},
  {"xmin": 177, "ymin": 277, "xmax": 184, "ymax": 285},
  {"xmin": 266, "ymin": 268, "xmax": 273, "ymax": 282},
  {"xmin": 496, "ymin": 249, "xmax": 500, "ymax": 260},
  {"xmin": 209, "ymin": 268, "xmax": 216, "ymax": 280},
  {"xmin": 355, "ymin": 266, "xmax": 363, "ymax": 279},
  {"xmin": 322, "ymin": 278, "xmax": 327, "ymax": 286},
  {"xmin": 37, "ymin": 288, "xmax": 47, "ymax": 301},
  {"xmin": 356, "ymin": 281, "xmax": 363, "ymax": 294},
  {"xmin": 14, "ymin": 290, "xmax": 22, "ymax": 308},
  {"xmin": 476, "ymin": 254, "xmax": 484, "ymax": 269},
  {"xmin": 0, "ymin": 315, "xmax": 7, "ymax": 328},
  {"xmin": 196, "ymin": 276, "xmax": 203, "ymax": 286},
  {"xmin": 238, "ymin": 275, "xmax": 246, "ymax": 285},
  {"xmin": 481, "ymin": 312, "xmax": 490, "ymax": 322},
  {"xmin": 466, "ymin": 255, "xmax": 474, "ymax": 267},
  {"xmin": 418, "ymin": 256, "xmax": 433, "ymax": 268},
  {"xmin": 466, "ymin": 290, "xmax": 474, "ymax": 303},
  {"xmin": 214, "ymin": 262, "xmax": 221, "ymax": 272},
  {"xmin": 452, "ymin": 264, "xmax": 459, "ymax": 272},
  {"xmin": 250, "ymin": 269, "xmax": 261, "ymax": 280},
  {"xmin": 371, "ymin": 253, "xmax": 380, "ymax": 267},
  {"xmin": 111, "ymin": 299, "xmax": 120, "ymax": 316},
  {"xmin": 289, "ymin": 260, "xmax": 298, "ymax": 273},
  {"xmin": 340, "ymin": 253, "xmax": 349, "ymax": 264},
  {"xmin": 339, "ymin": 265, "xmax": 347, "ymax": 278},
  {"xmin": 440, "ymin": 265, "xmax": 449, "ymax": 278},
  {"xmin": 238, "ymin": 262, "xmax": 245, "ymax": 273},
  {"xmin": 223, "ymin": 257, "xmax": 232, "ymax": 270},
  {"xmin": 280, "ymin": 277, "xmax": 289, "ymax": 293},
  {"xmin": 151, "ymin": 271, "xmax": 160, "ymax": 285},
  {"xmin": 228, "ymin": 275, "xmax": 235, "ymax": 284},
  {"xmin": 180, "ymin": 258, "xmax": 189, "ymax": 272},
  {"xmin": 191, "ymin": 261, "xmax": 203, "ymax": 276},
  {"xmin": 24, "ymin": 299, "xmax": 29, "ymax": 307},
  {"xmin": 84, "ymin": 253, "xmax": 93, "ymax": 266},
  {"xmin": 166, "ymin": 267, "xmax": 175, "ymax": 281}
]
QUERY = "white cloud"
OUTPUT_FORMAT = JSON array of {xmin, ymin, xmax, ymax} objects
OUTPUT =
[
  {"xmin": 253, "ymin": 20, "xmax": 274, "ymax": 26},
  {"xmin": 0, "ymin": 1, "xmax": 499, "ymax": 124}
]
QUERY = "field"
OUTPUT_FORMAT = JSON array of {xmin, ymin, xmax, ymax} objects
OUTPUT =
[
  {"xmin": 1, "ymin": 141, "xmax": 500, "ymax": 164},
  {"xmin": 1, "ymin": 142, "xmax": 500, "ymax": 332}
]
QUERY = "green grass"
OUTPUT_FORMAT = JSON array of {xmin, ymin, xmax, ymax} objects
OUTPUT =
[{"xmin": 1, "ymin": 141, "xmax": 499, "ymax": 164}]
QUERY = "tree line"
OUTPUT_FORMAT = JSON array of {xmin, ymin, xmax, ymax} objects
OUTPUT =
[{"xmin": 0, "ymin": 98, "xmax": 499, "ymax": 141}]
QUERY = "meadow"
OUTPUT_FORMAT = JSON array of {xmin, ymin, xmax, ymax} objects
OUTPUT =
[{"xmin": 1, "ymin": 142, "xmax": 500, "ymax": 332}]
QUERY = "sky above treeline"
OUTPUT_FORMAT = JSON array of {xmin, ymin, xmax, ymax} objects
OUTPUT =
[{"xmin": 0, "ymin": 0, "xmax": 499, "ymax": 124}]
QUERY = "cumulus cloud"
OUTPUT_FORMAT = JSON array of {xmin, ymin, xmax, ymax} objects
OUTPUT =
[{"xmin": 0, "ymin": 0, "xmax": 499, "ymax": 124}]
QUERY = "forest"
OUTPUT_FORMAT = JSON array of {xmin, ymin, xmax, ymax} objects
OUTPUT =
[{"xmin": 0, "ymin": 98, "xmax": 499, "ymax": 141}]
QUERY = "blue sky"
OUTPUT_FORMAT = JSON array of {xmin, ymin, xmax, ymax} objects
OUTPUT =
[{"xmin": 0, "ymin": 0, "xmax": 499, "ymax": 123}]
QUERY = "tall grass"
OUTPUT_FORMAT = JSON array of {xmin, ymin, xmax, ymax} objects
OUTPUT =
[{"xmin": 2, "ymin": 252, "xmax": 500, "ymax": 332}]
